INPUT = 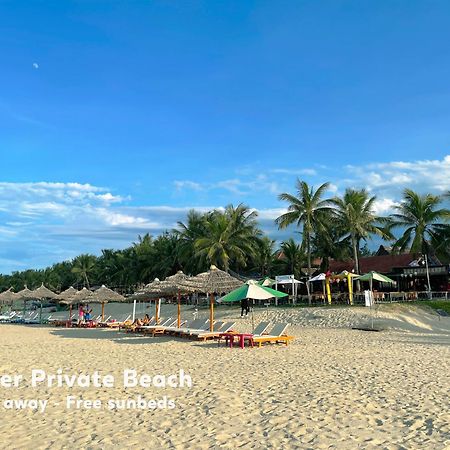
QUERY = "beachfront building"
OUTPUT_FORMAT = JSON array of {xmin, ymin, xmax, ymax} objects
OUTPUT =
[{"xmin": 328, "ymin": 251, "xmax": 449, "ymax": 293}]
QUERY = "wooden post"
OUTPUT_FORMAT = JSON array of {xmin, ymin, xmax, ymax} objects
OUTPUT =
[
  {"xmin": 101, "ymin": 302, "xmax": 105, "ymax": 321},
  {"xmin": 155, "ymin": 299, "xmax": 160, "ymax": 324},
  {"xmin": 177, "ymin": 290, "xmax": 181, "ymax": 328},
  {"xmin": 210, "ymin": 293, "xmax": 214, "ymax": 331}
]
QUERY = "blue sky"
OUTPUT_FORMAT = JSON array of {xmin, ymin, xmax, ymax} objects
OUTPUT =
[{"xmin": 1, "ymin": 1, "xmax": 450, "ymax": 274}]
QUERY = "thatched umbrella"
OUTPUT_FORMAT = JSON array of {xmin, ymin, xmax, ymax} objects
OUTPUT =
[
  {"xmin": 178, "ymin": 265, "xmax": 243, "ymax": 331},
  {"xmin": 161, "ymin": 271, "xmax": 191, "ymax": 327},
  {"xmin": 0, "ymin": 288, "xmax": 18, "ymax": 306},
  {"xmin": 16, "ymin": 286, "xmax": 36, "ymax": 318},
  {"xmin": 56, "ymin": 287, "xmax": 79, "ymax": 321},
  {"xmin": 31, "ymin": 283, "xmax": 58, "ymax": 300},
  {"xmin": 92, "ymin": 285, "xmax": 125, "ymax": 321},
  {"xmin": 131, "ymin": 279, "xmax": 165, "ymax": 323},
  {"xmin": 31, "ymin": 283, "xmax": 58, "ymax": 323}
]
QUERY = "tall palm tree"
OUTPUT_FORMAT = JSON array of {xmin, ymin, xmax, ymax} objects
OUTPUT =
[
  {"xmin": 330, "ymin": 189, "xmax": 391, "ymax": 275},
  {"xmin": 251, "ymin": 236, "xmax": 277, "ymax": 277},
  {"xmin": 175, "ymin": 210, "xmax": 209, "ymax": 274},
  {"xmin": 194, "ymin": 204, "xmax": 261, "ymax": 272},
  {"xmin": 276, "ymin": 180, "xmax": 331, "ymax": 274},
  {"xmin": 71, "ymin": 254, "xmax": 97, "ymax": 289},
  {"xmin": 274, "ymin": 238, "xmax": 305, "ymax": 280},
  {"xmin": 390, "ymin": 189, "xmax": 450, "ymax": 256}
]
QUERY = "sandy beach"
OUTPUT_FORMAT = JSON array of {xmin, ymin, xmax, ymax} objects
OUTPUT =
[{"xmin": 0, "ymin": 306, "xmax": 449, "ymax": 449}]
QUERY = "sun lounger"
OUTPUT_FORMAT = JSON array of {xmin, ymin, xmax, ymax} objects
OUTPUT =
[
  {"xmin": 0, "ymin": 311, "xmax": 17, "ymax": 322},
  {"xmin": 139, "ymin": 318, "xmax": 175, "ymax": 334},
  {"xmin": 251, "ymin": 321, "xmax": 271, "ymax": 337},
  {"xmin": 247, "ymin": 323, "xmax": 294, "ymax": 347},
  {"xmin": 192, "ymin": 321, "xmax": 237, "ymax": 341},
  {"xmin": 105, "ymin": 314, "xmax": 132, "ymax": 328},
  {"xmin": 164, "ymin": 318, "xmax": 208, "ymax": 335},
  {"xmin": 147, "ymin": 319, "xmax": 187, "ymax": 336},
  {"xmin": 184, "ymin": 321, "xmax": 224, "ymax": 338}
]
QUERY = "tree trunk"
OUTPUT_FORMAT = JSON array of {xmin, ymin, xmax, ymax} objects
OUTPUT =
[
  {"xmin": 306, "ymin": 232, "xmax": 312, "ymax": 306},
  {"xmin": 352, "ymin": 235, "xmax": 360, "ymax": 292}
]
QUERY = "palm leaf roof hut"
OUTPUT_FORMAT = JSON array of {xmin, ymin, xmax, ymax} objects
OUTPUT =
[
  {"xmin": 56, "ymin": 287, "xmax": 79, "ymax": 321},
  {"xmin": 160, "ymin": 271, "xmax": 192, "ymax": 327},
  {"xmin": 131, "ymin": 279, "xmax": 166, "ymax": 323},
  {"xmin": 91, "ymin": 285, "xmax": 126, "ymax": 321},
  {"xmin": 178, "ymin": 265, "xmax": 243, "ymax": 332}
]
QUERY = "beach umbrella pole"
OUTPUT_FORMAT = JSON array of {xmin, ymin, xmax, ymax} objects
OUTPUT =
[
  {"xmin": 101, "ymin": 302, "xmax": 105, "ymax": 321},
  {"xmin": 132, "ymin": 299, "xmax": 136, "ymax": 322},
  {"xmin": 177, "ymin": 290, "xmax": 181, "ymax": 328},
  {"xmin": 209, "ymin": 293, "xmax": 214, "ymax": 332},
  {"xmin": 155, "ymin": 298, "xmax": 160, "ymax": 324},
  {"xmin": 39, "ymin": 300, "xmax": 43, "ymax": 324}
]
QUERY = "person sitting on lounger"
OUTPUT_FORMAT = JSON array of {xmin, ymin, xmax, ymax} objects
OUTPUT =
[{"xmin": 132, "ymin": 314, "xmax": 151, "ymax": 327}]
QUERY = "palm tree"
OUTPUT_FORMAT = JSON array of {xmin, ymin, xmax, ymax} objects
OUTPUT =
[
  {"xmin": 390, "ymin": 189, "xmax": 450, "ymax": 256},
  {"xmin": 274, "ymin": 238, "xmax": 305, "ymax": 280},
  {"xmin": 330, "ymin": 189, "xmax": 391, "ymax": 275},
  {"xmin": 276, "ymin": 180, "xmax": 331, "ymax": 274},
  {"xmin": 194, "ymin": 204, "xmax": 261, "ymax": 272},
  {"xmin": 175, "ymin": 210, "xmax": 209, "ymax": 274},
  {"xmin": 71, "ymin": 254, "xmax": 97, "ymax": 289},
  {"xmin": 251, "ymin": 236, "xmax": 277, "ymax": 277}
]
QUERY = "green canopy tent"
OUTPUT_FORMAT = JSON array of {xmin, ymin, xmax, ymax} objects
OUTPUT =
[{"xmin": 355, "ymin": 271, "xmax": 395, "ymax": 292}]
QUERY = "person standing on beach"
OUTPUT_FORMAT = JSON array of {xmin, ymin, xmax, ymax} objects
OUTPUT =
[
  {"xmin": 241, "ymin": 298, "xmax": 249, "ymax": 317},
  {"xmin": 78, "ymin": 305, "xmax": 84, "ymax": 325}
]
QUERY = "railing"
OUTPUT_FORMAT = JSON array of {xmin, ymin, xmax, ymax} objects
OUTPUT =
[{"xmin": 295, "ymin": 291, "xmax": 449, "ymax": 306}]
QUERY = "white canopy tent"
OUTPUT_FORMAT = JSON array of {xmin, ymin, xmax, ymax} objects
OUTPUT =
[{"xmin": 274, "ymin": 275, "xmax": 303, "ymax": 305}]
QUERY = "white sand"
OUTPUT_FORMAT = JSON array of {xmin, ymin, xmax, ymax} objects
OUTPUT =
[{"xmin": 0, "ymin": 306, "xmax": 449, "ymax": 449}]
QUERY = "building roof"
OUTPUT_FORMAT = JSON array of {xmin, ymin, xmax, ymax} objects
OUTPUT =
[{"xmin": 329, "ymin": 253, "xmax": 418, "ymax": 274}]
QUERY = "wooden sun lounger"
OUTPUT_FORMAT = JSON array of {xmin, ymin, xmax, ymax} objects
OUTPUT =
[
  {"xmin": 165, "ymin": 319, "xmax": 208, "ymax": 336},
  {"xmin": 151, "ymin": 319, "xmax": 188, "ymax": 336},
  {"xmin": 246, "ymin": 323, "xmax": 294, "ymax": 347},
  {"xmin": 192, "ymin": 321, "xmax": 236, "ymax": 341}
]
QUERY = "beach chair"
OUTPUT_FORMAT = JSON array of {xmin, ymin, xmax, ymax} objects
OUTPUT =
[
  {"xmin": 192, "ymin": 321, "xmax": 236, "ymax": 341},
  {"xmin": 251, "ymin": 321, "xmax": 272, "ymax": 337},
  {"xmin": 167, "ymin": 319, "xmax": 209, "ymax": 336},
  {"xmin": 148, "ymin": 319, "xmax": 187, "ymax": 336},
  {"xmin": 139, "ymin": 317, "xmax": 175, "ymax": 335},
  {"xmin": 0, "ymin": 311, "xmax": 17, "ymax": 322},
  {"xmin": 184, "ymin": 321, "xmax": 224, "ymax": 338},
  {"xmin": 121, "ymin": 316, "xmax": 156, "ymax": 332},
  {"xmin": 107, "ymin": 314, "xmax": 132, "ymax": 328},
  {"xmin": 247, "ymin": 323, "xmax": 294, "ymax": 347}
]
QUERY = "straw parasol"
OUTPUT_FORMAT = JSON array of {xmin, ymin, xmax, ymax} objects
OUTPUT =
[
  {"xmin": 56, "ymin": 287, "xmax": 79, "ymax": 322},
  {"xmin": 71, "ymin": 287, "xmax": 95, "ymax": 303},
  {"xmin": 56, "ymin": 287, "xmax": 78, "ymax": 304},
  {"xmin": 16, "ymin": 286, "xmax": 36, "ymax": 300},
  {"xmin": 161, "ymin": 271, "xmax": 191, "ymax": 327},
  {"xmin": 178, "ymin": 265, "xmax": 243, "ymax": 331},
  {"xmin": 92, "ymin": 285, "xmax": 126, "ymax": 321},
  {"xmin": 0, "ymin": 288, "xmax": 18, "ymax": 305},
  {"xmin": 131, "ymin": 279, "xmax": 166, "ymax": 323},
  {"xmin": 30, "ymin": 284, "xmax": 58, "ymax": 323}
]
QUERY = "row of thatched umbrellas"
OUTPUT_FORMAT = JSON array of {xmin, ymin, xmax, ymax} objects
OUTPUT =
[
  {"xmin": 0, "ymin": 284, "xmax": 126, "ymax": 322},
  {"xmin": 131, "ymin": 265, "xmax": 243, "ymax": 331},
  {"xmin": 0, "ymin": 266, "xmax": 244, "ymax": 330}
]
